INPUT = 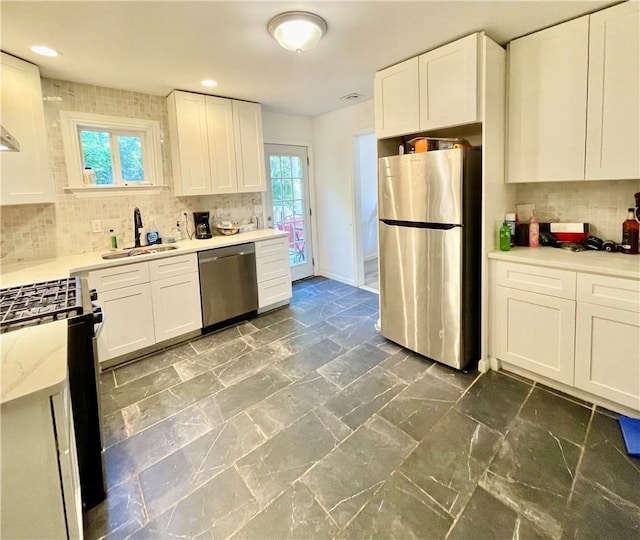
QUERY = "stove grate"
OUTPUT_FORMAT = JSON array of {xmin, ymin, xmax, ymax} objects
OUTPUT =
[{"xmin": 0, "ymin": 277, "xmax": 83, "ymax": 332}]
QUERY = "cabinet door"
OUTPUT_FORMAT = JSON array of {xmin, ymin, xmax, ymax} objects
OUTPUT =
[
  {"xmin": 0, "ymin": 53, "xmax": 54, "ymax": 205},
  {"xmin": 495, "ymin": 286, "xmax": 575, "ymax": 385},
  {"xmin": 151, "ymin": 273, "xmax": 202, "ymax": 342},
  {"xmin": 575, "ymin": 303, "xmax": 640, "ymax": 410},
  {"xmin": 205, "ymin": 96, "xmax": 238, "ymax": 194},
  {"xmin": 233, "ymin": 100, "xmax": 266, "ymax": 192},
  {"xmin": 96, "ymin": 283, "xmax": 155, "ymax": 362},
  {"xmin": 167, "ymin": 91, "xmax": 212, "ymax": 196},
  {"xmin": 418, "ymin": 34, "xmax": 480, "ymax": 131},
  {"xmin": 507, "ymin": 17, "xmax": 589, "ymax": 183},
  {"xmin": 585, "ymin": 1, "xmax": 640, "ymax": 180},
  {"xmin": 374, "ymin": 57, "xmax": 420, "ymax": 138}
]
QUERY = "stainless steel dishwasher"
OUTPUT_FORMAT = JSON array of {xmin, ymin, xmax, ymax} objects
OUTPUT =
[{"xmin": 198, "ymin": 243, "xmax": 258, "ymax": 327}]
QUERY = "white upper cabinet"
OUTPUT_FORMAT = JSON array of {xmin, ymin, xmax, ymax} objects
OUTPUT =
[
  {"xmin": 374, "ymin": 57, "xmax": 420, "ymax": 138},
  {"xmin": 418, "ymin": 33, "xmax": 480, "ymax": 131},
  {"xmin": 1, "ymin": 52, "xmax": 54, "ymax": 205},
  {"xmin": 205, "ymin": 96, "xmax": 238, "ymax": 193},
  {"xmin": 585, "ymin": 1, "xmax": 640, "ymax": 180},
  {"xmin": 374, "ymin": 34, "xmax": 482, "ymax": 139},
  {"xmin": 167, "ymin": 91, "xmax": 265, "ymax": 196},
  {"xmin": 167, "ymin": 91, "xmax": 213, "ymax": 196},
  {"xmin": 507, "ymin": 16, "xmax": 589, "ymax": 183},
  {"xmin": 232, "ymin": 100, "xmax": 266, "ymax": 193}
]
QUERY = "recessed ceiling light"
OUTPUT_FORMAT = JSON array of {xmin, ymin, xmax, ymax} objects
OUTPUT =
[
  {"xmin": 31, "ymin": 45, "xmax": 61, "ymax": 57},
  {"xmin": 201, "ymin": 80, "xmax": 218, "ymax": 88}
]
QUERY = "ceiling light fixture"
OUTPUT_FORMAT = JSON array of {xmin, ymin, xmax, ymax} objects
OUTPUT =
[
  {"xmin": 268, "ymin": 11, "xmax": 327, "ymax": 53},
  {"xmin": 31, "ymin": 45, "xmax": 61, "ymax": 57},
  {"xmin": 200, "ymin": 80, "xmax": 218, "ymax": 88}
]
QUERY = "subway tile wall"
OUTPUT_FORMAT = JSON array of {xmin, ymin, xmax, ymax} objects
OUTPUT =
[
  {"xmin": 516, "ymin": 180, "xmax": 640, "ymax": 241},
  {"xmin": 0, "ymin": 78, "xmax": 262, "ymax": 265}
]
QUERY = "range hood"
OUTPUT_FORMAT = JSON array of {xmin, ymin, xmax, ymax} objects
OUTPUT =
[{"xmin": 0, "ymin": 126, "xmax": 20, "ymax": 152}]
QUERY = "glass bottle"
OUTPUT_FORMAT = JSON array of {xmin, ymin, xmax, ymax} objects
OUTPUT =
[
  {"xmin": 621, "ymin": 208, "xmax": 639, "ymax": 255},
  {"xmin": 529, "ymin": 211, "xmax": 539, "ymax": 248}
]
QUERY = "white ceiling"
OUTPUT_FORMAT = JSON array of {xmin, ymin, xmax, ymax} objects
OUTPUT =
[{"xmin": 1, "ymin": 1, "xmax": 616, "ymax": 117}]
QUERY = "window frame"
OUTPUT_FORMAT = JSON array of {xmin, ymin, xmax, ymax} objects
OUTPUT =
[{"xmin": 60, "ymin": 111, "xmax": 165, "ymax": 195}]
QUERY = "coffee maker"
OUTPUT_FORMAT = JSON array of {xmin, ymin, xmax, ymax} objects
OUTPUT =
[{"xmin": 193, "ymin": 211, "xmax": 212, "ymax": 239}]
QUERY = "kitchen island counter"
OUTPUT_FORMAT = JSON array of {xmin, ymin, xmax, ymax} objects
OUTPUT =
[
  {"xmin": 0, "ymin": 319, "xmax": 68, "ymax": 407},
  {"xmin": 0, "ymin": 229, "xmax": 288, "ymax": 287},
  {"xmin": 489, "ymin": 247, "xmax": 640, "ymax": 280}
]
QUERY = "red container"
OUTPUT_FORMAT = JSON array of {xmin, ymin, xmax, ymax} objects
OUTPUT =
[{"xmin": 555, "ymin": 232, "xmax": 589, "ymax": 242}]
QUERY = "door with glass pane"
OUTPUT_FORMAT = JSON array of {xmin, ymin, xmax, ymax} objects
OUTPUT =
[{"xmin": 264, "ymin": 144, "xmax": 314, "ymax": 281}]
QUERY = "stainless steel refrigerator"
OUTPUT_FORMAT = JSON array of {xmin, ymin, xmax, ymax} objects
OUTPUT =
[{"xmin": 378, "ymin": 148, "xmax": 481, "ymax": 370}]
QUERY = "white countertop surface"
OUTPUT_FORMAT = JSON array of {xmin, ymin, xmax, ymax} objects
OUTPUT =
[
  {"xmin": 0, "ymin": 320, "xmax": 68, "ymax": 406},
  {"xmin": 489, "ymin": 247, "xmax": 640, "ymax": 279},
  {"xmin": 0, "ymin": 228, "xmax": 287, "ymax": 287}
]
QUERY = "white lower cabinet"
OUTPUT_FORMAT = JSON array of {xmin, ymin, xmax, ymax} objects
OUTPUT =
[
  {"xmin": 492, "ymin": 259, "xmax": 640, "ymax": 412},
  {"xmin": 151, "ymin": 273, "xmax": 202, "ymax": 342},
  {"xmin": 255, "ymin": 237, "xmax": 292, "ymax": 310},
  {"xmin": 96, "ymin": 283, "xmax": 156, "ymax": 361},
  {"xmin": 575, "ymin": 303, "xmax": 640, "ymax": 409},
  {"xmin": 574, "ymin": 273, "xmax": 640, "ymax": 410},
  {"xmin": 1, "ymin": 385, "xmax": 82, "ymax": 539},
  {"xmin": 90, "ymin": 254, "xmax": 202, "ymax": 363},
  {"xmin": 495, "ymin": 286, "xmax": 575, "ymax": 385}
]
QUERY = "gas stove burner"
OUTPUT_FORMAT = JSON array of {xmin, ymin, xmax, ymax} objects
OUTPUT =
[{"xmin": 0, "ymin": 277, "xmax": 83, "ymax": 333}]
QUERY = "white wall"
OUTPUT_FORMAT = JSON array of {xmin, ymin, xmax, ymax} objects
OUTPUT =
[
  {"xmin": 358, "ymin": 132, "xmax": 378, "ymax": 260},
  {"xmin": 312, "ymin": 100, "xmax": 375, "ymax": 285},
  {"xmin": 262, "ymin": 111, "xmax": 313, "ymax": 146}
]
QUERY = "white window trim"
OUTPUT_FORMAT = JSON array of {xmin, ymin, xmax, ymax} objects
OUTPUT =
[{"xmin": 60, "ymin": 111, "xmax": 165, "ymax": 195}]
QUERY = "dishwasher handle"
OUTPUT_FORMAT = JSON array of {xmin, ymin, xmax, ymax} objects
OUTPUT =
[{"xmin": 200, "ymin": 251, "xmax": 253, "ymax": 264}]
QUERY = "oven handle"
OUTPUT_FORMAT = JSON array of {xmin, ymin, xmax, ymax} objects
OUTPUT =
[{"xmin": 92, "ymin": 306, "xmax": 104, "ymax": 338}]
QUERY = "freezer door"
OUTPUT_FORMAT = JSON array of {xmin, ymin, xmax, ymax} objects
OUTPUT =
[
  {"xmin": 379, "ymin": 222, "xmax": 465, "ymax": 368},
  {"xmin": 378, "ymin": 149, "xmax": 464, "ymax": 225}
]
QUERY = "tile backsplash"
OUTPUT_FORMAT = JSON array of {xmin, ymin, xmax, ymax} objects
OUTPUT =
[
  {"xmin": 0, "ymin": 78, "xmax": 262, "ymax": 265},
  {"xmin": 516, "ymin": 180, "xmax": 640, "ymax": 241}
]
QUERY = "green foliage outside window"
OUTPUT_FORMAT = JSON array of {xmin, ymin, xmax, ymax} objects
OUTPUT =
[{"xmin": 80, "ymin": 129, "xmax": 144, "ymax": 184}]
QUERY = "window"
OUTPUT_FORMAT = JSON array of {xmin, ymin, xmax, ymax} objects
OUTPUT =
[{"xmin": 60, "ymin": 111, "xmax": 164, "ymax": 194}]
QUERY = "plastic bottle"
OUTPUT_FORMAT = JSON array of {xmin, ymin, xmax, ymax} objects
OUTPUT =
[
  {"xmin": 529, "ymin": 211, "xmax": 539, "ymax": 248},
  {"xmin": 499, "ymin": 222, "xmax": 512, "ymax": 251},
  {"xmin": 82, "ymin": 167, "xmax": 96, "ymax": 186},
  {"xmin": 505, "ymin": 213, "xmax": 517, "ymax": 247},
  {"xmin": 174, "ymin": 221, "xmax": 182, "ymax": 241},
  {"xmin": 621, "ymin": 208, "xmax": 639, "ymax": 254},
  {"xmin": 145, "ymin": 221, "xmax": 160, "ymax": 245},
  {"xmin": 109, "ymin": 229, "xmax": 118, "ymax": 250}
]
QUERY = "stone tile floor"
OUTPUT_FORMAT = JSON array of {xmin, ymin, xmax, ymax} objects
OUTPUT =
[{"xmin": 86, "ymin": 277, "xmax": 640, "ymax": 539}]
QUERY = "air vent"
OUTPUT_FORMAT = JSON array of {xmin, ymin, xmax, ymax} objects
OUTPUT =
[{"xmin": 340, "ymin": 93, "xmax": 362, "ymax": 101}]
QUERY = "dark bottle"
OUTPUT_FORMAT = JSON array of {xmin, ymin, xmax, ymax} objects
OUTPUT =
[
  {"xmin": 621, "ymin": 208, "xmax": 639, "ymax": 255},
  {"xmin": 635, "ymin": 192, "xmax": 640, "ymax": 221}
]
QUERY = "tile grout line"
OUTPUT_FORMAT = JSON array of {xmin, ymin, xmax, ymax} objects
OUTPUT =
[{"xmin": 566, "ymin": 403, "xmax": 596, "ymax": 509}]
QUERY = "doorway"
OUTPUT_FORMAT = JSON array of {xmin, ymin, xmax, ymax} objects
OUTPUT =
[
  {"xmin": 264, "ymin": 144, "xmax": 314, "ymax": 282},
  {"xmin": 353, "ymin": 132, "xmax": 378, "ymax": 292}
]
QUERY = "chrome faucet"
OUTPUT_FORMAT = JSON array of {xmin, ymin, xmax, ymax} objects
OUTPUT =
[{"xmin": 133, "ymin": 207, "xmax": 143, "ymax": 247}]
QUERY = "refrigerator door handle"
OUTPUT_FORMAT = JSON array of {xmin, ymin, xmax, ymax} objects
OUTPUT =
[{"xmin": 380, "ymin": 219, "xmax": 457, "ymax": 230}]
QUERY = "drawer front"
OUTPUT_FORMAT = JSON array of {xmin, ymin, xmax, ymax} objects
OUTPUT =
[
  {"xmin": 149, "ymin": 253, "xmax": 198, "ymax": 281},
  {"xmin": 88, "ymin": 262, "xmax": 150, "ymax": 292},
  {"xmin": 255, "ymin": 238, "xmax": 289, "ymax": 282},
  {"xmin": 255, "ymin": 237, "xmax": 288, "ymax": 259},
  {"xmin": 577, "ymin": 273, "xmax": 640, "ymax": 313},
  {"xmin": 258, "ymin": 275, "xmax": 292, "ymax": 308},
  {"xmin": 495, "ymin": 261, "xmax": 576, "ymax": 300}
]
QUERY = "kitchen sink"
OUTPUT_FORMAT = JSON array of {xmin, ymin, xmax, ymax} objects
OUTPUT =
[{"xmin": 101, "ymin": 245, "xmax": 178, "ymax": 260}]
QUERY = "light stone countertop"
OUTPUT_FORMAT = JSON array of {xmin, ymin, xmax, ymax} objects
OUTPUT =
[
  {"xmin": 0, "ymin": 320, "xmax": 68, "ymax": 406},
  {"xmin": 488, "ymin": 247, "xmax": 640, "ymax": 280},
  {"xmin": 0, "ymin": 228, "xmax": 288, "ymax": 287}
]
